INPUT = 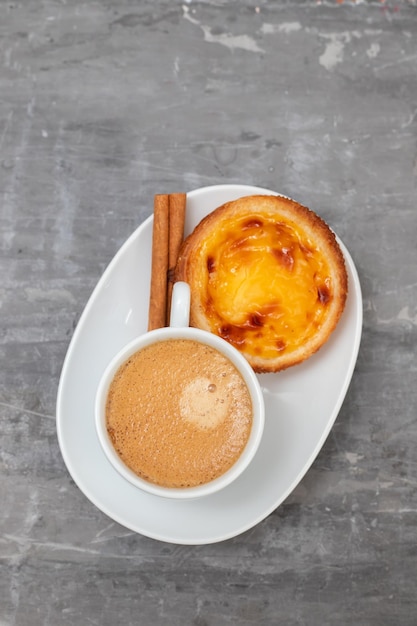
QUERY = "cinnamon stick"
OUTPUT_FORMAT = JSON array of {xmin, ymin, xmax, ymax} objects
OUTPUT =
[
  {"xmin": 148, "ymin": 194, "xmax": 169, "ymax": 330},
  {"xmin": 167, "ymin": 192, "xmax": 186, "ymax": 319}
]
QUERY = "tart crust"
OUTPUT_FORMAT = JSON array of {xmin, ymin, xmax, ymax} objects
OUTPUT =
[{"xmin": 175, "ymin": 195, "xmax": 348, "ymax": 372}]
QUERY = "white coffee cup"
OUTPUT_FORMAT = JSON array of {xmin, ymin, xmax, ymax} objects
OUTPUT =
[{"xmin": 95, "ymin": 282, "xmax": 265, "ymax": 499}]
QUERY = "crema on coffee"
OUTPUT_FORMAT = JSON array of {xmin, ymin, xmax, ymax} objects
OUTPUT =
[{"xmin": 105, "ymin": 338, "xmax": 253, "ymax": 488}]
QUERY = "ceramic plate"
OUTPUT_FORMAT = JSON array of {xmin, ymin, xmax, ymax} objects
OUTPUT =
[{"xmin": 56, "ymin": 184, "xmax": 362, "ymax": 545}]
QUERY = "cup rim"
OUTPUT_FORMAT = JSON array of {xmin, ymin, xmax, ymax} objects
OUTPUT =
[{"xmin": 95, "ymin": 326, "xmax": 265, "ymax": 499}]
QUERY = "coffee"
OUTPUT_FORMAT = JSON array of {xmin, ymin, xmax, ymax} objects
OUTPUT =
[{"xmin": 105, "ymin": 338, "xmax": 253, "ymax": 489}]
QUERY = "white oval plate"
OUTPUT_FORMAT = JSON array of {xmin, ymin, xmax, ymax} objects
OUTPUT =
[{"xmin": 56, "ymin": 184, "xmax": 362, "ymax": 545}]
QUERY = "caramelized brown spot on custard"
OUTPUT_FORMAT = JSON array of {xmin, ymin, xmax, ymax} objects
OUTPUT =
[
  {"xmin": 219, "ymin": 324, "xmax": 232, "ymax": 340},
  {"xmin": 317, "ymin": 284, "xmax": 331, "ymax": 304},
  {"xmin": 242, "ymin": 218, "xmax": 263, "ymax": 229},
  {"xmin": 248, "ymin": 313, "xmax": 264, "ymax": 328},
  {"xmin": 276, "ymin": 339, "xmax": 286, "ymax": 352},
  {"xmin": 207, "ymin": 256, "xmax": 215, "ymax": 273},
  {"xmin": 272, "ymin": 247, "xmax": 294, "ymax": 270},
  {"xmin": 219, "ymin": 325, "xmax": 246, "ymax": 347}
]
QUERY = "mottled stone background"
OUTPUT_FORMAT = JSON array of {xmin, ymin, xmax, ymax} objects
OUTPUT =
[{"xmin": 1, "ymin": 1, "xmax": 417, "ymax": 624}]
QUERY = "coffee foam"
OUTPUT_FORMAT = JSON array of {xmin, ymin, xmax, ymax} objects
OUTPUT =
[
  {"xmin": 179, "ymin": 376, "xmax": 231, "ymax": 429},
  {"xmin": 106, "ymin": 338, "xmax": 253, "ymax": 488}
]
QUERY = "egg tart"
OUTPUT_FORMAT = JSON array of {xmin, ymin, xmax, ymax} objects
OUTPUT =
[{"xmin": 175, "ymin": 195, "xmax": 348, "ymax": 373}]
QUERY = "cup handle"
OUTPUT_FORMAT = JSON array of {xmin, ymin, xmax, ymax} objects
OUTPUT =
[{"xmin": 169, "ymin": 281, "xmax": 191, "ymax": 328}]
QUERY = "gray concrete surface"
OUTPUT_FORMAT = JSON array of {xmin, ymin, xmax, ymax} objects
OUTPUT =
[{"xmin": 1, "ymin": 1, "xmax": 417, "ymax": 624}]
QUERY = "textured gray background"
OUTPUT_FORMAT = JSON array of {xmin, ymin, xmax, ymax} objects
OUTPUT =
[{"xmin": 1, "ymin": 1, "xmax": 417, "ymax": 624}]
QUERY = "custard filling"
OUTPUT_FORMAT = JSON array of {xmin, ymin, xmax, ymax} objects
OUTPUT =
[{"xmin": 193, "ymin": 212, "xmax": 333, "ymax": 358}]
